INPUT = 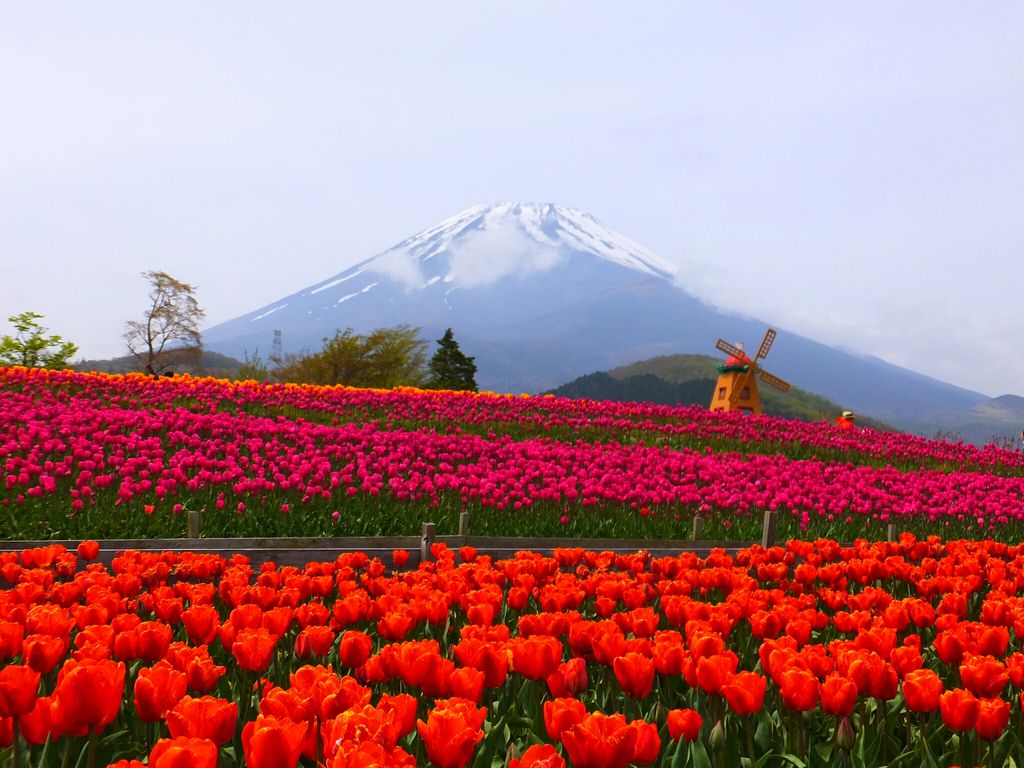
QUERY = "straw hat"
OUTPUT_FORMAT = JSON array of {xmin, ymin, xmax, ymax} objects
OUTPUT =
[{"xmin": 841, "ymin": 410, "xmax": 855, "ymax": 419}]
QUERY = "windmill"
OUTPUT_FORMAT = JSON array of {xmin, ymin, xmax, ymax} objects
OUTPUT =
[{"xmin": 709, "ymin": 328, "xmax": 790, "ymax": 414}]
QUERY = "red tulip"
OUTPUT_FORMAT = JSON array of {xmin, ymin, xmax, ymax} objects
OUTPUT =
[
  {"xmin": 0, "ymin": 664, "xmax": 41, "ymax": 718},
  {"xmin": 543, "ymin": 697, "xmax": 587, "ymax": 741},
  {"xmin": 613, "ymin": 652, "xmax": 655, "ymax": 699},
  {"xmin": 820, "ymin": 674, "xmax": 858, "ymax": 717},
  {"xmin": 903, "ymin": 669, "xmax": 943, "ymax": 713},
  {"xmin": 51, "ymin": 658, "xmax": 125, "ymax": 733},
  {"xmin": 561, "ymin": 712, "xmax": 638, "ymax": 768},
  {"xmin": 134, "ymin": 661, "xmax": 187, "ymax": 722},
  {"xmin": 149, "ymin": 736, "xmax": 218, "ymax": 768},
  {"xmin": 416, "ymin": 704, "xmax": 485, "ymax": 768},
  {"xmin": 667, "ymin": 708, "xmax": 702, "ymax": 742},
  {"xmin": 510, "ymin": 744, "xmax": 566, "ymax": 768},
  {"xmin": 976, "ymin": 697, "xmax": 1010, "ymax": 741},
  {"xmin": 241, "ymin": 715, "xmax": 307, "ymax": 768},
  {"xmin": 720, "ymin": 671, "xmax": 767, "ymax": 715},
  {"xmin": 165, "ymin": 695, "xmax": 238, "ymax": 745},
  {"xmin": 940, "ymin": 688, "xmax": 980, "ymax": 733}
]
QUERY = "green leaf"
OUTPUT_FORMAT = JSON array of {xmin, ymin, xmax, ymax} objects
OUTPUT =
[{"xmin": 690, "ymin": 738, "xmax": 713, "ymax": 768}]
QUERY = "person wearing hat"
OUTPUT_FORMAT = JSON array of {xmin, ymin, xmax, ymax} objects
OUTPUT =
[{"xmin": 836, "ymin": 410, "xmax": 856, "ymax": 429}]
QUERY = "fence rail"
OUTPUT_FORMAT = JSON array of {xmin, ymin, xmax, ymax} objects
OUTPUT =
[{"xmin": 0, "ymin": 512, "xmax": 901, "ymax": 568}]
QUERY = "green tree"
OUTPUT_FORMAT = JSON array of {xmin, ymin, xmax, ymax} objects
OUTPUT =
[
  {"xmin": 275, "ymin": 325, "xmax": 428, "ymax": 387},
  {"xmin": 238, "ymin": 349, "xmax": 270, "ymax": 382},
  {"xmin": 427, "ymin": 328, "xmax": 477, "ymax": 391},
  {"xmin": 124, "ymin": 271, "xmax": 205, "ymax": 375},
  {"xmin": 0, "ymin": 311, "xmax": 79, "ymax": 369}
]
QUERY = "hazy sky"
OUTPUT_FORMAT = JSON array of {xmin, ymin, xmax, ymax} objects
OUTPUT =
[{"xmin": 2, "ymin": 3, "xmax": 1022, "ymax": 396}]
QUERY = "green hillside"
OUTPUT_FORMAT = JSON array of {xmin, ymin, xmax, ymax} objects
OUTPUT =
[{"xmin": 549, "ymin": 354, "xmax": 892, "ymax": 430}]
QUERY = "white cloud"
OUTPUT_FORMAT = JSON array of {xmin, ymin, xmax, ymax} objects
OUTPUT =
[
  {"xmin": 366, "ymin": 248, "xmax": 424, "ymax": 289},
  {"xmin": 445, "ymin": 222, "xmax": 566, "ymax": 288}
]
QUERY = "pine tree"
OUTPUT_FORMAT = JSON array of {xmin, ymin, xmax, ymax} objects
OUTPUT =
[{"xmin": 428, "ymin": 328, "xmax": 477, "ymax": 392}]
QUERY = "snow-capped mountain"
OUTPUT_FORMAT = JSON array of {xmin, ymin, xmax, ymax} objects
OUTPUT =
[
  {"xmin": 204, "ymin": 203, "xmax": 986, "ymax": 428},
  {"xmin": 204, "ymin": 202, "xmax": 679, "ymax": 357}
]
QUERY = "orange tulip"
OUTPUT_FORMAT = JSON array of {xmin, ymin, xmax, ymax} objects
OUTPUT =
[
  {"xmin": 149, "ymin": 736, "xmax": 218, "ymax": 768},
  {"xmin": 613, "ymin": 652, "xmax": 655, "ymax": 699},
  {"xmin": 76, "ymin": 540, "xmax": 100, "ymax": 561},
  {"xmin": 338, "ymin": 630, "xmax": 373, "ymax": 669},
  {"xmin": 0, "ymin": 664, "xmax": 41, "ymax": 718},
  {"xmin": 695, "ymin": 653, "xmax": 738, "ymax": 696},
  {"xmin": 166, "ymin": 695, "xmax": 238, "ymax": 745},
  {"xmin": 720, "ymin": 671, "xmax": 767, "ymax": 715},
  {"xmin": 561, "ymin": 712, "xmax": 638, "ymax": 768},
  {"xmin": 630, "ymin": 720, "xmax": 661, "ymax": 766},
  {"xmin": 960, "ymin": 655, "xmax": 1009, "ymax": 699},
  {"xmin": 232, "ymin": 628, "xmax": 279, "ymax": 673},
  {"xmin": 509, "ymin": 744, "xmax": 566, "ymax": 768},
  {"xmin": 18, "ymin": 695, "xmax": 53, "ymax": 745},
  {"xmin": 0, "ymin": 621, "xmax": 25, "ymax": 660},
  {"xmin": 940, "ymin": 688, "xmax": 980, "ymax": 733},
  {"xmin": 779, "ymin": 667, "xmax": 819, "ymax": 712},
  {"xmin": 510, "ymin": 636, "xmax": 563, "ymax": 681},
  {"xmin": 241, "ymin": 715, "xmax": 307, "ymax": 768},
  {"xmin": 295, "ymin": 625, "xmax": 335, "ymax": 659},
  {"xmin": 667, "ymin": 708, "xmax": 702, "ymax": 742},
  {"xmin": 976, "ymin": 696, "xmax": 1010, "ymax": 741},
  {"xmin": 544, "ymin": 697, "xmax": 587, "ymax": 741},
  {"xmin": 903, "ymin": 669, "xmax": 943, "ymax": 713},
  {"xmin": 820, "ymin": 674, "xmax": 858, "ymax": 717},
  {"xmin": 51, "ymin": 658, "xmax": 125, "ymax": 733},
  {"xmin": 416, "ymin": 705, "xmax": 484, "ymax": 768},
  {"xmin": 547, "ymin": 657, "xmax": 588, "ymax": 698},
  {"xmin": 134, "ymin": 661, "xmax": 187, "ymax": 722},
  {"xmin": 22, "ymin": 633, "xmax": 68, "ymax": 674},
  {"xmin": 182, "ymin": 605, "xmax": 221, "ymax": 645}
]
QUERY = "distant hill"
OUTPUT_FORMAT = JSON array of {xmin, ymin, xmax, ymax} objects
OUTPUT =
[
  {"xmin": 547, "ymin": 354, "xmax": 894, "ymax": 430},
  {"xmin": 74, "ymin": 350, "xmax": 245, "ymax": 378}
]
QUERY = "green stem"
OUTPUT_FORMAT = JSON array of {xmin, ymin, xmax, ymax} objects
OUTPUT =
[
  {"xmin": 745, "ymin": 716, "xmax": 756, "ymax": 760},
  {"xmin": 87, "ymin": 727, "xmax": 97, "ymax": 768},
  {"xmin": 13, "ymin": 719, "xmax": 23, "ymax": 768}
]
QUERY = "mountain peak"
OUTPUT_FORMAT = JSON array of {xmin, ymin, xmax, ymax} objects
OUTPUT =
[{"xmin": 384, "ymin": 202, "xmax": 679, "ymax": 282}]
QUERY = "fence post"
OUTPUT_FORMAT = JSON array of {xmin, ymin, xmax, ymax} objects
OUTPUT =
[
  {"xmin": 188, "ymin": 510, "xmax": 201, "ymax": 539},
  {"xmin": 459, "ymin": 511, "xmax": 470, "ymax": 538},
  {"xmin": 761, "ymin": 510, "xmax": 778, "ymax": 549},
  {"xmin": 692, "ymin": 516, "xmax": 704, "ymax": 541},
  {"xmin": 886, "ymin": 522, "xmax": 896, "ymax": 542},
  {"xmin": 420, "ymin": 522, "xmax": 436, "ymax": 562}
]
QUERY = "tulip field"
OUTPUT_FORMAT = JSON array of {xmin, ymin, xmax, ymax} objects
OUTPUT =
[
  {"xmin": 4, "ymin": 538, "xmax": 1024, "ymax": 767},
  {"xmin": 3, "ymin": 367, "xmax": 1024, "ymax": 542},
  {"xmin": 7, "ymin": 368, "xmax": 1024, "ymax": 767}
]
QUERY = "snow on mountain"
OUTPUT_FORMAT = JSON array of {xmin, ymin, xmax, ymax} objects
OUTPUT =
[{"xmin": 204, "ymin": 202, "xmax": 679, "ymax": 355}]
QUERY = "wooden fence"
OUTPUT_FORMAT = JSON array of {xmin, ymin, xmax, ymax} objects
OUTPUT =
[{"xmin": 0, "ymin": 511, "xmax": 901, "ymax": 568}]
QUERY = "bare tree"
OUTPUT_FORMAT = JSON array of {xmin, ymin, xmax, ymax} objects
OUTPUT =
[{"xmin": 124, "ymin": 271, "xmax": 205, "ymax": 375}]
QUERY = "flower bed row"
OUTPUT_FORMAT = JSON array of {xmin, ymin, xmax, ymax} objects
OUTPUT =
[
  {"xmin": 4, "ymin": 366, "xmax": 1022, "ymax": 475},
  {"xmin": 3, "ymin": 537, "xmax": 1024, "ymax": 767},
  {"xmin": 4, "ymin": 369, "xmax": 1024, "ymax": 542}
]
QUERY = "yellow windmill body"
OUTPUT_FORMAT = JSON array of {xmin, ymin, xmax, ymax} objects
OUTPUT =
[{"xmin": 709, "ymin": 328, "xmax": 790, "ymax": 414}]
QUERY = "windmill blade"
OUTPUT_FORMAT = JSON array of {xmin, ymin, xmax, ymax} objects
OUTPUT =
[
  {"xmin": 755, "ymin": 328, "xmax": 777, "ymax": 362},
  {"xmin": 758, "ymin": 368, "xmax": 790, "ymax": 392},
  {"xmin": 716, "ymin": 339, "xmax": 745, "ymax": 359}
]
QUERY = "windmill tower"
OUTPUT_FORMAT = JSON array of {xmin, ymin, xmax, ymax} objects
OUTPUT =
[{"xmin": 710, "ymin": 328, "xmax": 790, "ymax": 414}]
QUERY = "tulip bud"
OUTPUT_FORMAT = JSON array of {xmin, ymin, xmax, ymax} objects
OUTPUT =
[
  {"xmin": 709, "ymin": 719, "xmax": 726, "ymax": 753},
  {"xmin": 835, "ymin": 716, "xmax": 856, "ymax": 751}
]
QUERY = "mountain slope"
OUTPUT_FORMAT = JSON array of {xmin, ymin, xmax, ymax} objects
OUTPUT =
[{"xmin": 202, "ymin": 202, "xmax": 989, "ymax": 434}]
